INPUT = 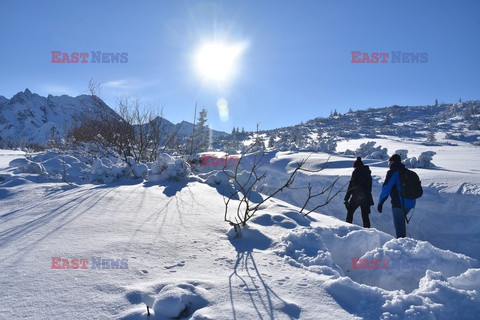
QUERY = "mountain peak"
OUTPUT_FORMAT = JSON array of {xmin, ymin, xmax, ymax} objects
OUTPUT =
[
  {"xmin": 10, "ymin": 88, "xmax": 36, "ymax": 104},
  {"xmin": 0, "ymin": 91, "xmax": 117, "ymax": 146}
]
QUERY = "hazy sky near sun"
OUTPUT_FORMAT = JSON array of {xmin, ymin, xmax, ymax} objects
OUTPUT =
[{"xmin": 1, "ymin": 0, "xmax": 479, "ymax": 131}]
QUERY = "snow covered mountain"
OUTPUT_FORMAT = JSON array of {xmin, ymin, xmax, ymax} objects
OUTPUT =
[
  {"xmin": 234, "ymin": 100, "xmax": 480, "ymax": 151},
  {"xmin": 2, "ymin": 89, "xmax": 478, "ymax": 153},
  {"xmin": 146, "ymin": 117, "xmax": 228, "ymax": 144},
  {"xmin": 0, "ymin": 89, "xmax": 119, "ymax": 147},
  {"xmin": 0, "ymin": 89, "xmax": 228, "ymax": 148}
]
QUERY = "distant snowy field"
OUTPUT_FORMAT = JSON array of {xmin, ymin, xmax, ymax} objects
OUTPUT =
[
  {"xmin": 1, "ymin": 137, "xmax": 479, "ymax": 319},
  {"xmin": 0, "ymin": 149, "xmax": 25, "ymax": 169}
]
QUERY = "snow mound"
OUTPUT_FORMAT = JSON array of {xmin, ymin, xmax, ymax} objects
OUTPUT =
[
  {"xmin": 457, "ymin": 182, "xmax": 480, "ymax": 195},
  {"xmin": 202, "ymin": 168, "xmax": 265, "ymax": 205},
  {"xmin": 9, "ymin": 158, "xmax": 46, "ymax": 174},
  {"xmin": 275, "ymin": 225, "xmax": 393, "ymax": 278},
  {"xmin": 127, "ymin": 157, "xmax": 148, "ymax": 179},
  {"xmin": 326, "ymin": 269, "xmax": 480, "ymax": 320},
  {"xmin": 90, "ymin": 158, "xmax": 129, "ymax": 184},
  {"xmin": 153, "ymin": 283, "xmax": 209, "ymax": 319},
  {"xmin": 227, "ymin": 224, "xmax": 273, "ymax": 252},
  {"xmin": 346, "ymin": 237, "xmax": 477, "ymax": 292},
  {"xmin": 250, "ymin": 211, "xmax": 312, "ymax": 229},
  {"xmin": 272, "ymin": 219, "xmax": 479, "ymax": 317},
  {"xmin": 121, "ymin": 282, "xmax": 211, "ymax": 320},
  {"xmin": 448, "ymin": 268, "xmax": 480, "ymax": 291},
  {"xmin": 149, "ymin": 153, "xmax": 191, "ymax": 182},
  {"xmin": 394, "ymin": 149, "xmax": 409, "ymax": 160},
  {"xmin": 6, "ymin": 149, "xmax": 192, "ymax": 184},
  {"xmin": 345, "ymin": 141, "xmax": 389, "ymax": 160},
  {"xmin": 405, "ymin": 151, "xmax": 437, "ymax": 168},
  {"xmin": 203, "ymin": 169, "xmax": 257, "ymax": 191},
  {"xmin": 277, "ymin": 228, "xmax": 343, "ymax": 277}
]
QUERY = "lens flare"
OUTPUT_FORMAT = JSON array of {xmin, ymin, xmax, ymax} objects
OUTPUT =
[{"xmin": 217, "ymin": 98, "xmax": 229, "ymax": 122}]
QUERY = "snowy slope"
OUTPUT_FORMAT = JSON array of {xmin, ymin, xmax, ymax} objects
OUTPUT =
[
  {"xmin": 228, "ymin": 100, "xmax": 480, "ymax": 151},
  {"xmin": 1, "ymin": 142, "xmax": 479, "ymax": 319},
  {"xmin": 0, "ymin": 172, "xmax": 351, "ymax": 319},
  {"xmin": 248, "ymin": 139, "xmax": 480, "ymax": 261}
]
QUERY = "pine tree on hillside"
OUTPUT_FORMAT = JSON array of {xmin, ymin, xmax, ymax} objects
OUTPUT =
[
  {"xmin": 385, "ymin": 113, "xmax": 392, "ymax": 125},
  {"xmin": 197, "ymin": 108, "xmax": 210, "ymax": 151},
  {"xmin": 470, "ymin": 116, "xmax": 479, "ymax": 130},
  {"xmin": 435, "ymin": 99, "xmax": 439, "ymax": 108},
  {"xmin": 252, "ymin": 123, "xmax": 265, "ymax": 151},
  {"xmin": 186, "ymin": 107, "xmax": 210, "ymax": 154},
  {"xmin": 442, "ymin": 112, "xmax": 448, "ymax": 122},
  {"xmin": 289, "ymin": 125, "xmax": 306, "ymax": 149},
  {"xmin": 427, "ymin": 121, "xmax": 437, "ymax": 143},
  {"xmin": 464, "ymin": 108, "xmax": 471, "ymax": 120},
  {"xmin": 225, "ymin": 131, "xmax": 240, "ymax": 153},
  {"xmin": 268, "ymin": 135, "xmax": 275, "ymax": 148}
]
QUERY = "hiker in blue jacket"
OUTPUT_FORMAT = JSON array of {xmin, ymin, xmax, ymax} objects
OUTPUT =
[{"xmin": 377, "ymin": 154, "xmax": 415, "ymax": 238}]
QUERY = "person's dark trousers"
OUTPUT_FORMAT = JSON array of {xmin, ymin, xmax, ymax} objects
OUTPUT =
[
  {"xmin": 346, "ymin": 202, "xmax": 371, "ymax": 228},
  {"xmin": 392, "ymin": 207, "xmax": 410, "ymax": 238}
]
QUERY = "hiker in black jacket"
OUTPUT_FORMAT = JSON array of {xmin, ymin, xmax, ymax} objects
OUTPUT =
[{"xmin": 344, "ymin": 157, "xmax": 374, "ymax": 228}]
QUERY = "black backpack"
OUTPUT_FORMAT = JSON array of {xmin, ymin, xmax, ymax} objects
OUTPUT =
[
  {"xmin": 399, "ymin": 168, "xmax": 423, "ymax": 199},
  {"xmin": 352, "ymin": 184, "xmax": 368, "ymax": 204},
  {"xmin": 351, "ymin": 167, "xmax": 372, "ymax": 205}
]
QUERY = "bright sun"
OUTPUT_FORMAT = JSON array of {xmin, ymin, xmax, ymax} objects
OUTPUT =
[{"xmin": 194, "ymin": 41, "xmax": 246, "ymax": 84}]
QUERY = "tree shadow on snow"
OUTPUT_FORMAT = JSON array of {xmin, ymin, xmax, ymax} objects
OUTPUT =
[
  {"xmin": 143, "ymin": 176, "xmax": 198, "ymax": 197},
  {"xmin": 0, "ymin": 186, "xmax": 118, "ymax": 263},
  {"xmin": 228, "ymin": 229, "xmax": 301, "ymax": 320},
  {"xmin": 208, "ymin": 181, "xmax": 264, "ymax": 205}
]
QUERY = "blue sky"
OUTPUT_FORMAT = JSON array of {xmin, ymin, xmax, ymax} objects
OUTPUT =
[{"xmin": 1, "ymin": 0, "xmax": 479, "ymax": 131}]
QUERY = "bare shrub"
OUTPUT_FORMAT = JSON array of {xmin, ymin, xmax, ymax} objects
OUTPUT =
[{"xmin": 223, "ymin": 143, "xmax": 342, "ymax": 235}]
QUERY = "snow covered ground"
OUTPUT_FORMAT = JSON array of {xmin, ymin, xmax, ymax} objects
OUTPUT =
[{"xmin": 1, "ymin": 138, "xmax": 479, "ymax": 319}]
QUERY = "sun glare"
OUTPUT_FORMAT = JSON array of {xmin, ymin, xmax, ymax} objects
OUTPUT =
[{"xmin": 194, "ymin": 41, "xmax": 246, "ymax": 84}]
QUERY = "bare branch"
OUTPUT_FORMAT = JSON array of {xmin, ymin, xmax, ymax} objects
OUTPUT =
[{"xmin": 223, "ymin": 141, "xmax": 341, "ymax": 233}]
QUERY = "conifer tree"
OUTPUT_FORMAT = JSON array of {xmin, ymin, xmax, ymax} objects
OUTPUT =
[
  {"xmin": 186, "ymin": 107, "xmax": 210, "ymax": 154},
  {"xmin": 427, "ymin": 121, "xmax": 436, "ymax": 142}
]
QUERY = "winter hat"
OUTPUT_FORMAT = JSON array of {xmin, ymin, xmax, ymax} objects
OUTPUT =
[
  {"xmin": 389, "ymin": 154, "xmax": 401, "ymax": 163},
  {"xmin": 353, "ymin": 157, "xmax": 363, "ymax": 168}
]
